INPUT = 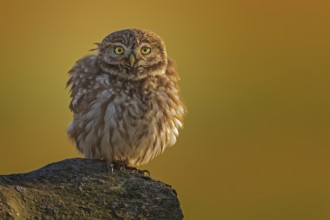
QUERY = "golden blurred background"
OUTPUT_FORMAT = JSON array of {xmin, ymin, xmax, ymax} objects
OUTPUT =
[{"xmin": 1, "ymin": 0, "xmax": 330, "ymax": 219}]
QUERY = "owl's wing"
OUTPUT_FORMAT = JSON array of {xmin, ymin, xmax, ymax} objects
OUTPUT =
[
  {"xmin": 166, "ymin": 58, "xmax": 180, "ymax": 82},
  {"xmin": 165, "ymin": 58, "xmax": 186, "ymax": 117},
  {"xmin": 67, "ymin": 55, "xmax": 99, "ymax": 113}
]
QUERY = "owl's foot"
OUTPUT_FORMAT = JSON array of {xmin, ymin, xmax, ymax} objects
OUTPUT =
[
  {"xmin": 135, "ymin": 168, "xmax": 150, "ymax": 176},
  {"xmin": 112, "ymin": 161, "xmax": 150, "ymax": 176}
]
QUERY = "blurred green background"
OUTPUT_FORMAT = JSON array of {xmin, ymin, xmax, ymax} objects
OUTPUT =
[{"xmin": 1, "ymin": 0, "xmax": 330, "ymax": 219}]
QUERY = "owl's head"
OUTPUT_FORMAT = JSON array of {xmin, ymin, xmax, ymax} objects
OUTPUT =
[{"xmin": 97, "ymin": 29, "xmax": 168, "ymax": 80}]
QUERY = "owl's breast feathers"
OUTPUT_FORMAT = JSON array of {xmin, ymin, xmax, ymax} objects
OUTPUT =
[{"xmin": 67, "ymin": 55, "xmax": 185, "ymax": 166}]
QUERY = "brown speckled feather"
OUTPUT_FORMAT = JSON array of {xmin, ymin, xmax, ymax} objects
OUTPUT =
[{"xmin": 67, "ymin": 29, "xmax": 185, "ymax": 166}]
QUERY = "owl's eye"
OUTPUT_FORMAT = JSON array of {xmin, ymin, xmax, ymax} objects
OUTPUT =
[
  {"xmin": 141, "ymin": 47, "xmax": 151, "ymax": 55},
  {"xmin": 114, "ymin": 46, "xmax": 124, "ymax": 55}
]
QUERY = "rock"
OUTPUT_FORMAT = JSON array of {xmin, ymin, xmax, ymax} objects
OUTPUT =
[{"xmin": 0, "ymin": 158, "xmax": 183, "ymax": 220}]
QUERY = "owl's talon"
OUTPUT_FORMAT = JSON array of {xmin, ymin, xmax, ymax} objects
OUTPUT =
[
  {"xmin": 130, "ymin": 168, "xmax": 150, "ymax": 176},
  {"xmin": 105, "ymin": 163, "xmax": 114, "ymax": 173},
  {"xmin": 141, "ymin": 169, "xmax": 150, "ymax": 176},
  {"xmin": 113, "ymin": 161, "xmax": 128, "ymax": 171},
  {"xmin": 111, "ymin": 161, "xmax": 150, "ymax": 176}
]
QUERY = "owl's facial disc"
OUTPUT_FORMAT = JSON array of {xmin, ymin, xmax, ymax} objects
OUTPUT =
[
  {"xmin": 98, "ymin": 29, "xmax": 168, "ymax": 80},
  {"xmin": 103, "ymin": 43, "xmax": 162, "ymax": 68}
]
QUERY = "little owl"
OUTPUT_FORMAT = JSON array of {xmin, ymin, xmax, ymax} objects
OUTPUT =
[{"xmin": 67, "ymin": 29, "xmax": 185, "ymax": 167}]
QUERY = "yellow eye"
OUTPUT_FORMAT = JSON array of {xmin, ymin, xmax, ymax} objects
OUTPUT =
[
  {"xmin": 141, "ymin": 47, "xmax": 151, "ymax": 55},
  {"xmin": 114, "ymin": 46, "xmax": 124, "ymax": 55}
]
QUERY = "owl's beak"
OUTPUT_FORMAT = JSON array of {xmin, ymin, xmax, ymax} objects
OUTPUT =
[{"xmin": 129, "ymin": 54, "xmax": 135, "ymax": 66}]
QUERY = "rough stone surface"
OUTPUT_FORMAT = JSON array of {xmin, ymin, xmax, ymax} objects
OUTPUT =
[{"xmin": 0, "ymin": 158, "xmax": 183, "ymax": 220}]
